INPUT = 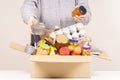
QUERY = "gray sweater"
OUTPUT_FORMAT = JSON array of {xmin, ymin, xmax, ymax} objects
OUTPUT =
[{"xmin": 21, "ymin": 0, "xmax": 91, "ymax": 29}]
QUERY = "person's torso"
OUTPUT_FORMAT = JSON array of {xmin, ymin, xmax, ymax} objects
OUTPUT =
[{"xmin": 38, "ymin": 0, "xmax": 78, "ymax": 29}]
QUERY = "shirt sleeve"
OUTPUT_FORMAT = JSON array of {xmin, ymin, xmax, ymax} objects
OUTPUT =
[
  {"xmin": 78, "ymin": 0, "xmax": 92, "ymax": 25},
  {"xmin": 21, "ymin": 0, "xmax": 40, "ymax": 24}
]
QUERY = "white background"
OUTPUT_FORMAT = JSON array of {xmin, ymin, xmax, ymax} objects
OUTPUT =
[{"xmin": 0, "ymin": 0, "xmax": 120, "ymax": 71}]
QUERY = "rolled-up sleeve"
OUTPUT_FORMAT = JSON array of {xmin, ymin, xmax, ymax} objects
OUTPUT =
[
  {"xmin": 78, "ymin": 0, "xmax": 92, "ymax": 25},
  {"xmin": 21, "ymin": 0, "xmax": 40, "ymax": 24}
]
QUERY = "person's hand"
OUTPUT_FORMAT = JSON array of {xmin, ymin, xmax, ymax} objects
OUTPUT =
[
  {"xmin": 73, "ymin": 15, "xmax": 86, "ymax": 22},
  {"xmin": 27, "ymin": 16, "xmax": 38, "ymax": 34},
  {"xmin": 73, "ymin": 5, "xmax": 86, "ymax": 23}
]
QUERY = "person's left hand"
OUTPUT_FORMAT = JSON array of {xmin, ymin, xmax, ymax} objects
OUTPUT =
[{"xmin": 73, "ymin": 14, "xmax": 86, "ymax": 22}]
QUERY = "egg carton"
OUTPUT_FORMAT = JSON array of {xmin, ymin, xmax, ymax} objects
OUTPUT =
[{"xmin": 49, "ymin": 23, "xmax": 86, "ymax": 41}]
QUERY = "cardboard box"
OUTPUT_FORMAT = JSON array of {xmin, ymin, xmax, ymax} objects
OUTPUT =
[
  {"xmin": 10, "ymin": 42, "xmax": 110, "ymax": 78},
  {"xmin": 30, "ymin": 56, "xmax": 91, "ymax": 78}
]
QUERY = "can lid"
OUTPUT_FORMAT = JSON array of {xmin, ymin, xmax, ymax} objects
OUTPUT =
[
  {"xmin": 79, "ymin": 6, "xmax": 87, "ymax": 15},
  {"xmin": 82, "ymin": 45, "xmax": 91, "ymax": 50},
  {"xmin": 69, "ymin": 39, "xmax": 78, "ymax": 42}
]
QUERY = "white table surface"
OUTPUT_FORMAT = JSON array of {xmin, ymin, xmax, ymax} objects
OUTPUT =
[{"xmin": 0, "ymin": 71, "xmax": 120, "ymax": 80}]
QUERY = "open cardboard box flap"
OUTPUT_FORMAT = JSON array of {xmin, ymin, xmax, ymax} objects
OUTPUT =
[
  {"xmin": 10, "ymin": 42, "xmax": 111, "ymax": 61},
  {"xmin": 92, "ymin": 52, "xmax": 111, "ymax": 60}
]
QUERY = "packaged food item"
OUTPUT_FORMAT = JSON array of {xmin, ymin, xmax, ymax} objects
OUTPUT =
[
  {"xmin": 82, "ymin": 45, "xmax": 91, "ymax": 56},
  {"xmin": 72, "ymin": 6, "xmax": 87, "ymax": 17}
]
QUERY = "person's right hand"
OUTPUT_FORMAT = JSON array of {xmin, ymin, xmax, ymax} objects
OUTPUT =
[
  {"xmin": 72, "ymin": 5, "xmax": 86, "ymax": 23},
  {"xmin": 27, "ymin": 16, "xmax": 38, "ymax": 34}
]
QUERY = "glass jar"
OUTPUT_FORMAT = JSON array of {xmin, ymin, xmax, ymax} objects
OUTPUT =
[
  {"xmin": 72, "ymin": 6, "xmax": 87, "ymax": 17},
  {"xmin": 32, "ymin": 22, "xmax": 45, "ymax": 35}
]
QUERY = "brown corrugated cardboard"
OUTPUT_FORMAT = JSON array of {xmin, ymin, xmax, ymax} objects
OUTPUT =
[
  {"xmin": 31, "ymin": 62, "xmax": 91, "ymax": 78},
  {"xmin": 30, "ymin": 56, "xmax": 91, "ymax": 78},
  {"xmin": 30, "ymin": 55, "xmax": 92, "ymax": 62}
]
